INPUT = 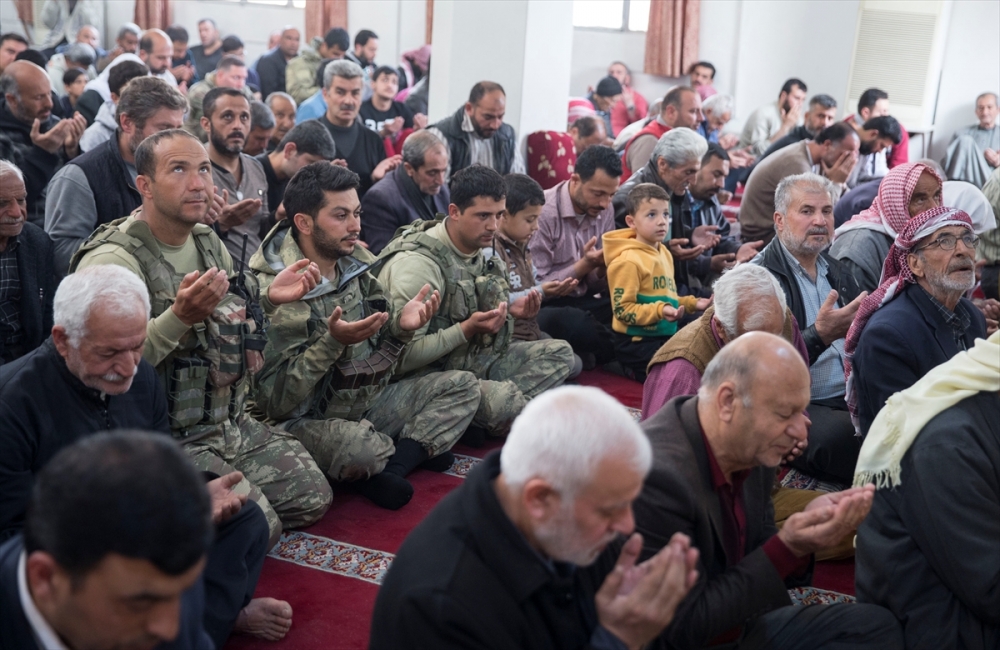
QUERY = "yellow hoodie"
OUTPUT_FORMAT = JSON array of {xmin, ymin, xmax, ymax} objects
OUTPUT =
[{"xmin": 602, "ymin": 228, "xmax": 698, "ymax": 337}]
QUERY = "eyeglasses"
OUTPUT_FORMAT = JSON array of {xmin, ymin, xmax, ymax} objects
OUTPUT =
[{"xmin": 914, "ymin": 233, "xmax": 979, "ymax": 252}]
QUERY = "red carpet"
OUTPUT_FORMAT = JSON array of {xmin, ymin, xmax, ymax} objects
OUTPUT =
[{"xmin": 226, "ymin": 370, "xmax": 853, "ymax": 650}]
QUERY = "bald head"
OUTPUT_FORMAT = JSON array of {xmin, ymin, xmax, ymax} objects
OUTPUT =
[
  {"xmin": 0, "ymin": 60, "xmax": 53, "ymax": 123},
  {"xmin": 140, "ymin": 29, "xmax": 173, "ymax": 75},
  {"xmin": 698, "ymin": 332, "xmax": 811, "ymax": 473},
  {"xmin": 76, "ymin": 25, "xmax": 100, "ymax": 48}
]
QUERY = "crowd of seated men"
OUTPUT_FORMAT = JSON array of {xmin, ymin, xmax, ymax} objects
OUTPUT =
[{"xmin": 0, "ymin": 8, "xmax": 998, "ymax": 648}]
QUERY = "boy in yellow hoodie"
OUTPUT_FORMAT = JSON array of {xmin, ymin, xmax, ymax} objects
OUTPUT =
[{"xmin": 604, "ymin": 183, "xmax": 712, "ymax": 380}]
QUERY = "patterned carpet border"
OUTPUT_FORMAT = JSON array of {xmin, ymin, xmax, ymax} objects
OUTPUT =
[
  {"xmin": 780, "ymin": 468, "xmax": 849, "ymax": 494},
  {"xmin": 788, "ymin": 586, "xmax": 855, "ymax": 605},
  {"xmin": 443, "ymin": 453, "xmax": 482, "ymax": 479},
  {"xmin": 268, "ymin": 531, "xmax": 394, "ymax": 585}
]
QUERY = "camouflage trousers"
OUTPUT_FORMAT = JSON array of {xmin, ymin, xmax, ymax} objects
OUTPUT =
[
  {"xmin": 461, "ymin": 338, "xmax": 575, "ymax": 434},
  {"xmin": 185, "ymin": 413, "xmax": 333, "ymax": 549},
  {"xmin": 282, "ymin": 369, "xmax": 480, "ymax": 483}
]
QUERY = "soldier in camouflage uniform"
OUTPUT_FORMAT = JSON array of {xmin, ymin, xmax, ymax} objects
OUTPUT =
[
  {"xmin": 71, "ymin": 129, "xmax": 332, "ymax": 547},
  {"xmin": 379, "ymin": 165, "xmax": 575, "ymax": 443},
  {"xmin": 285, "ymin": 29, "xmax": 349, "ymax": 106},
  {"xmin": 250, "ymin": 163, "xmax": 478, "ymax": 510}
]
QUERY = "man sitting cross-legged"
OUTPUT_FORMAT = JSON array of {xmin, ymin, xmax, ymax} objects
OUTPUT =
[
  {"xmin": 0, "ymin": 264, "xmax": 292, "ymax": 645},
  {"xmin": 71, "ymin": 128, "xmax": 333, "ymax": 548},
  {"xmin": 752, "ymin": 173, "xmax": 868, "ymax": 484},
  {"xmin": 633, "ymin": 332, "xmax": 904, "ymax": 649},
  {"xmin": 370, "ymin": 385, "xmax": 700, "ymax": 649},
  {"xmin": 379, "ymin": 164, "xmax": 575, "ymax": 445},
  {"xmin": 250, "ymin": 163, "xmax": 479, "ymax": 510}
]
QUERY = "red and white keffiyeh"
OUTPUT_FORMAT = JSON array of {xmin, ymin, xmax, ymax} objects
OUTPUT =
[
  {"xmin": 834, "ymin": 162, "xmax": 943, "ymax": 239},
  {"xmin": 843, "ymin": 206, "xmax": 974, "ymax": 432}
]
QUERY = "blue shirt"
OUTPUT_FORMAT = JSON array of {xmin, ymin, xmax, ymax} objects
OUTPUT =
[
  {"xmin": 779, "ymin": 243, "xmax": 846, "ymax": 400},
  {"xmin": 295, "ymin": 91, "xmax": 328, "ymax": 123}
]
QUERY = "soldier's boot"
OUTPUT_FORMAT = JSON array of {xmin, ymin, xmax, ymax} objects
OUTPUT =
[{"xmin": 355, "ymin": 438, "xmax": 428, "ymax": 510}]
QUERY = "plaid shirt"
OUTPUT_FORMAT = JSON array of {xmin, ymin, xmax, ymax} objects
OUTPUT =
[
  {"xmin": 920, "ymin": 286, "xmax": 972, "ymax": 351},
  {"xmin": 0, "ymin": 237, "xmax": 23, "ymax": 361}
]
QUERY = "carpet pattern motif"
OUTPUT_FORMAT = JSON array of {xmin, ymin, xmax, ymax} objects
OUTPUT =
[
  {"xmin": 788, "ymin": 586, "xmax": 857, "ymax": 605},
  {"xmin": 269, "ymin": 531, "xmax": 392, "ymax": 585}
]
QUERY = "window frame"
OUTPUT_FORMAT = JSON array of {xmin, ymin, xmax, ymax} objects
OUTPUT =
[{"xmin": 572, "ymin": 0, "xmax": 648, "ymax": 33}]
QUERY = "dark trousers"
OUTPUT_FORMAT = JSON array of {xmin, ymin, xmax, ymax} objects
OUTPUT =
[
  {"xmin": 789, "ymin": 396, "xmax": 860, "ymax": 485},
  {"xmin": 537, "ymin": 306, "xmax": 615, "ymax": 365},
  {"xmin": 202, "ymin": 499, "xmax": 270, "ymax": 647},
  {"xmin": 538, "ymin": 294, "xmax": 615, "ymax": 365},
  {"xmin": 739, "ymin": 602, "xmax": 903, "ymax": 650},
  {"xmin": 612, "ymin": 332, "xmax": 671, "ymax": 382}
]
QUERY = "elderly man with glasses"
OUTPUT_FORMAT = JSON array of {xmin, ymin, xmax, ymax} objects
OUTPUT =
[{"xmin": 845, "ymin": 206, "xmax": 990, "ymax": 437}]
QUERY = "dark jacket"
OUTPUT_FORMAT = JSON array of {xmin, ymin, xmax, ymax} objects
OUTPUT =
[
  {"xmin": 0, "ymin": 339, "xmax": 167, "ymax": 540},
  {"xmin": 255, "ymin": 48, "xmax": 289, "ymax": 98},
  {"xmin": 67, "ymin": 131, "xmax": 142, "ymax": 226},
  {"xmin": 75, "ymin": 88, "xmax": 105, "ymax": 125},
  {"xmin": 857, "ymin": 392, "xmax": 1000, "ymax": 650},
  {"xmin": 0, "ymin": 535, "xmax": 212, "ymax": 650},
  {"xmin": 754, "ymin": 237, "xmax": 863, "ymax": 365},
  {"xmin": 0, "ymin": 223, "xmax": 55, "ymax": 367},
  {"xmin": 369, "ymin": 451, "xmax": 611, "ymax": 650},
  {"xmin": 852, "ymin": 283, "xmax": 987, "ymax": 435},
  {"xmin": 0, "ymin": 98, "xmax": 62, "ymax": 224},
  {"xmin": 433, "ymin": 106, "xmax": 517, "ymax": 176},
  {"xmin": 360, "ymin": 164, "xmax": 450, "ymax": 254},
  {"xmin": 634, "ymin": 396, "xmax": 812, "ymax": 649}
]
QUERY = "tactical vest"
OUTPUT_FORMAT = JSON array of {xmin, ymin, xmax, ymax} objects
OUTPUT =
[
  {"xmin": 378, "ymin": 219, "xmax": 512, "ymax": 372},
  {"xmin": 69, "ymin": 217, "xmax": 267, "ymax": 443}
]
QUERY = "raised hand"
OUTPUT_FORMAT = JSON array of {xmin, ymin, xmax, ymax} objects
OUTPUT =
[
  {"xmin": 691, "ymin": 225, "xmax": 721, "ymax": 249},
  {"xmin": 596, "ymin": 533, "xmax": 699, "ymax": 650},
  {"xmin": 662, "ymin": 304, "xmax": 685, "ymax": 322},
  {"xmin": 328, "ymin": 307, "xmax": 389, "ymax": 345},
  {"xmin": 583, "ymin": 236, "xmax": 605, "ymax": 267},
  {"xmin": 268, "ymin": 258, "xmax": 321, "ymax": 305},
  {"xmin": 718, "ymin": 132, "xmax": 740, "ymax": 150},
  {"xmin": 200, "ymin": 189, "xmax": 228, "ymax": 226},
  {"xmin": 63, "ymin": 113, "xmax": 88, "ymax": 157},
  {"xmin": 219, "ymin": 197, "xmax": 263, "ymax": 231},
  {"xmin": 381, "ymin": 116, "xmax": 405, "ymax": 137},
  {"xmin": 822, "ymin": 150, "xmax": 857, "ymax": 185},
  {"xmin": 207, "ymin": 471, "xmax": 247, "ymax": 524},
  {"xmin": 509, "ymin": 290, "xmax": 541, "ymax": 319},
  {"xmin": 372, "ymin": 154, "xmax": 403, "ymax": 182},
  {"xmin": 172, "ymin": 268, "xmax": 230, "ymax": 325},
  {"xmin": 460, "ymin": 302, "xmax": 508, "ymax": 339},
  {"xmin": 30, "ymin": 118, "xmax": 71, "ymax": 154},
  {"xmin": 778, "ymin": 485, "xmax": 875, "ymax": 557},
  {"xmin": 412, "ymin": 113, "xmax": 428, "ymax": 130},
  {"xmin": 667, "ymin": 238, "xmax": 706, "ymax": 261},
  {"xmin": 710, "ymin": 253, "xmax": 737, "ymax": 274},
  {"xmin": 399, "ymin": 284, "xmax": 441, "ymax": 332},
  {"xmin": 813, "ymin": 290, "xmax": 868, "ymax": 345},
  {"xmin": 736, "ymin": 240, "xmax": 764, "ymax": 263},
  {"xmin": 694, "ymin": 295, "xmax": 713, "ymax": 312},
  {"xmin": 541, "ymin": 277, "xmax": 578, "ymax": 298}
]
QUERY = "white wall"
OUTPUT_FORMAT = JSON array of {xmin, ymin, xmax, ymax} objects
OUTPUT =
[{"xmin": 930, "ymin": 0, "xmax": 1000, "ymax": 160}]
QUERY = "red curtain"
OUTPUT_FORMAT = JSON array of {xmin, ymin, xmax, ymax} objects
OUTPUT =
[
  {"xmin": 644, "ymin": 0, "xmax": 700, "ymax": 78},
  {"xmin": 134, "ymin": 0, "xmax": 172, "ymax": 30},
  {"xmin": 305, "ymin": 0, "xmax": 349, "ymax": 41},
  {"xmin": 426, "ymin": 0, "xmax": 434, "ymax": 44}
]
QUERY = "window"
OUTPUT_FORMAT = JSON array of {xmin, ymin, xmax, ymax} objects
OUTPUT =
[
  {"xmin": 224, "ymin": 0, "xmax": 306, "ymax": 7},
  {"xmin": 572, "ymin": 0, "xmax": 649, "ymax": 31}
]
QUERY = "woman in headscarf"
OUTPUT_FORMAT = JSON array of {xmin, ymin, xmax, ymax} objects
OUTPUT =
[{"xmin": 830, "ymin": 161, "xmax": 943, "ymax": 293}]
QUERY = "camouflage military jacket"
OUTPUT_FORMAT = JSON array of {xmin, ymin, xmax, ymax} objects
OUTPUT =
[
  {"xmin": 250, "ymin": 221, "xmax": 413, "ymax": 423},
  {"xmin": 377, "ymin": 219, "xmax": 513, "ymax": 376},
  {"xmin": 70, "ymin": 214, "xmax": 266, "ymax": 443},
  {"xmin": 285, "ymin": 39, "xmax": 323, "ymax": 105}
]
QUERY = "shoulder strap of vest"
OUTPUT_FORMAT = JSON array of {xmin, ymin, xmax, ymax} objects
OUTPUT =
[
  {"xmin": 191, "ymin": 226, "xmax": 225, "ymax": 272},
  {"xmin": 377, "ymin": 218, "xmax": 456, "ymax": 272}
]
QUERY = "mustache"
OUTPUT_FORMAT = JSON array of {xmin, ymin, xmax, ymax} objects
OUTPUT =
[
  {"xmin": 948, "ymin": 260, "xmax": 974, "ymax": 272},
  {"xmin": 227, "ymin": 131, "xmax": 245, "ymax": 139},
  {"xmin": 806, "ymin": 228, "xmax": 830, "ymax": 236}
]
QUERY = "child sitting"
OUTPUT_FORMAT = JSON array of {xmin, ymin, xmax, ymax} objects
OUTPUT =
[
  {"xmin": 603, "ymin": 183, "xmax": 712, "ymax": 381},
  {"xmin": 486, "ymin": 174, "xmax": 583, "ymax": 376}
]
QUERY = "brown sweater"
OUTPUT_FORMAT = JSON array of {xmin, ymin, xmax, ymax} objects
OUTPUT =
[{"xmin": 648, "ymin": 305, "xmax": 796, "ymax": 373}]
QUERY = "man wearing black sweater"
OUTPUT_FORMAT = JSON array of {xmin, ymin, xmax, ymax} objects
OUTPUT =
[
  {"xmin": 319, "ymin": 59, "xmax": 400, "ymax": 197},
  {"xmin": 0, "ymin": 265, "xmax": 293, "ymax": 646}
]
